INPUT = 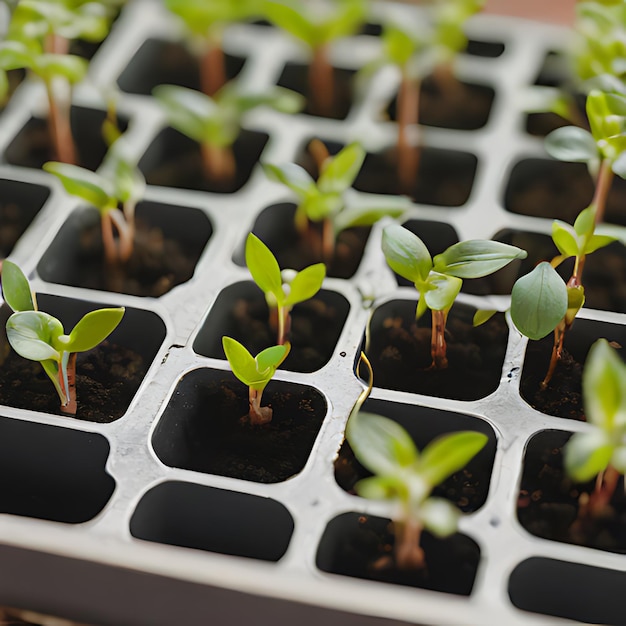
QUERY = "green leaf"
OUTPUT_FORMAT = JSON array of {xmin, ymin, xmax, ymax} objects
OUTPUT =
[
  {"xmin": 354, "ymin": 475, "xmax": 407, "ymax": 501},
  {"xmin": 573, "ymin": 206, "xmax": 596, "ymax": 237},
  {"xmin": 424, "ymin": 272, "xmax": 462, "ymax": 311},
  {"xmin": 256, "ymin": 343, "xmax": 289, "ymax": 372},
  {"xmin": 1, "ymin": 261, "xmax": 35, "ymax": 312},
  {"xmin": 264, "ymin": 1, "xmax": 317, "ymax": 46},
  {"xmin": 473, "ymin": 309, "xmax": 497, "ymax": 327},
  {"xmin": 382, "ymin": 224, "xmax": 432, "ymax": 283},
  {"xmin": 263, "ymin": 163, "xmax": 316, "ymax": 198},
  {"xmin": 0, "ymin": 40, "xmax": 34, "ymax": 71},
  {"xmin": 233, "ymin": 87, "xmax": 305, "ymax": 115},
  {"xmin": 323, "ymin": 0, "xmax": 366, "ymax": 42},
  {"xmin": 433, "ymin": 240, "xmax": 527, "ymax": 279},
  {"xmin": 551, "ymin": 221, "xmax": 580, "ymax": 257},
  {"xmin": 245, "ymin": 233, "xmax": 284, "ymax": 302},
  {"xmin": 584, "ymin": 234, "xmax": 616, "ymax": 254},
  {"xmin": 419, "ymin": 431, "xmax": 488, "ymax": 488},
  {"xmin": 544, "ymin": 126, "xmax": 598, "ymax": 163},
  {"xmin": 34, "ymin": 54, "xmax": 88, "ymax": 84},
  {"xmin": 612, "ymin": 151, "xmax": 626, "ymax": 179},
  {"xmin": 66, "ymin": 307, "xmax": 125, "ymax": 353},
  {"xmin": 383, "ymin": 24, "xmax": 417, "ymax": 67},
  {"xmin": 420, "ymin": 497, "xmax": 460, "ymax": 537},
  {"xmin": 333, "ymin": 204, "xmax": 406, "ymax": 233},
  {"xmin": 6, "ymin": 311, "xmax": 63, "ymax": 362},
  {"xmin": 43, "ymin": 162, "xmax": 114, "ymax": 211},
  {"xmin": 301, "ymin": 192, "xmax": 340, "ymax": 221},
  {"xmin": 346, "ymin": 411, "xmax": 419, "ymax": 477},
  {"xmin": 284, "ymin": 263, "xmax": 325, "ymax": 306},
  {"xmin": 222, "ymin": 336, "xmax": 265, "ymax": 387},
  {"xmin": 564, "ymin": 430, "xmax": 613, "ymax": 482},
  {"xmin": 510, "ymin": 262, "xmax": 568, "ymax": 341},
  {"xmin": 318, "ymin": 143, "xmax": 365, "ymax": 195}
]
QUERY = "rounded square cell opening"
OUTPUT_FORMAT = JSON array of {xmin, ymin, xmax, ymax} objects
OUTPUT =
[
  {"xmin": 0, "ymin": 294, "xmax": 166, "ymax": 422},
  {"xmin": 130, "ymin": 481, "xmax": 293, "ymax": 561},
  {"xmin": 316, "ymin": 512, "xmax": 480, "ymax": 595},
  {"xmin": 138, "ymin": 127, "xmax": 268, "ymax": 194},
  {"xmin": 335, "ymin": 398, "xmax": 496, "ymax": 513},
  {"xmin": 509, "ymin": 557, "xmax": 626, "ymax": 625},
  {"xmin": 152, "ymin": 368, "xmax": 327, "ymax": 483},
  {"xmin": 0, "ymin": 416, "xmax": 114, "ymax": 523},
  {"xmin": 520, "ymin": 317, "xmax": 626, "ymax": 421},
  {"xmin": 193, "ymin": 281, "xmax": 349, "ymax": 373},
  {"xmin": 367, "ymin": 299, "xmax": 508, "ymax": 400},
  {"xmin": 116, "ymin": 38, "xmax": 246, "ymax": 95},
  {"xmin": 0, "ymin": 178, "xmax": 50, "ymax": 258},
  {"xmin": 231, "ymin": 203, "xmax": 370, "ymax": 280},
  {"xmin": 5, "ymin": 106, "xmax": 129, "ymax": 171},
  {"xmin": 37, "ymin": 201, "xmax": 212, "ymax": 297}
]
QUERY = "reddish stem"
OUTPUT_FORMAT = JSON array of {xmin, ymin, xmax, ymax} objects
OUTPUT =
[
  {"xmin": 200, "ymin": 42, "xmax": 226, "ymax": 97},
  {"xmin": 248, "ymin": 387, "xmax": 273, "ymax": 425},
  {"xmin": 45, "ymin": 80, "xmax": 76, "ymax": 165},
  {"xmin": 201, "ymin": 142, "xmax": 236, "ymax": 186},
  {"xmin": 309, "ymin": 44, "xmax": 334, "ymax": 117},
  {"xmin": 579, "ymin": 465, "xmax": 621, "ymax": 518},
  {"xmin": 593, "ymin": 158, "xmax": 614, "ymax": 225},
  {"xmin": 394, "ymin": 517, "xmax": 426, "ymax": 570},
  {"xmin": 59, "ymin": 352, "xmax": 77, "ymax": 415},
  {"xmin": 430, "ymin": 309, "xmax": 448, "ymax": 369},
  {"xmin": 397, "ymin": 72, "xmax": 420, "ymax": 193}
]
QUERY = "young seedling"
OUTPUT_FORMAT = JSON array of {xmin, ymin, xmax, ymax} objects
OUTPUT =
[
  {"xmin": 163, "ymin": 0, "xmax": 266, "ymax": 97},
  {"xmin": 564, "ymin": 338, "xmax": 626, "ymax": 518},
  {"xmin": 153, "ymin": 82, "xmax": 304, "ymax": 186},
  {"xmin": 346, "ymin": 352, "xmax": 487, "ymax": 570},
  {"xmin": 381, "ymin": 223, "xmax": 526, "ymax": 369},
  {"xmin": 222, "ymin": 336, "xmax": 290, "ymax": 425},
  {"xmin": 509, "ymin": 205, "xmax": 616, "ymax": 388},
  {"xmin": 43, "ymin": 149, "xmax": 145, "ymax": 266},
  {"xmin": 245, "ymin": 232, "xmax": 325, "ymax": 345},
  {"xmin": 264, "ymin": 141, "xmax": 405, "ymax": 262},
  {"xmin": 360, "ymin": 0, "xmax": 483, "ymax": 190},
  {"xmin": 1, "ymin": 260, "xmax": 124, "ymax": 415},
  {"xmin": 264, "ymin": 0, "xmax": 367, "ymax": 117}
]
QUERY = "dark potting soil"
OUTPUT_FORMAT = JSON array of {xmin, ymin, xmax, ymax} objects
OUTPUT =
[
  {"xmin": 367, "ymin": 302, "xmax": 508, "ymax": 400},
  {"xmin": 0, "ymin": 341, "xmax": 145, "ymax": 423},
  {"xmin": 276, "ymin": 62, "xmax": 355, "ymax": 120},
  {"xmin": 387, "ymin": 75, "xmax": 494, "ymax": 130},
  {"xmin": 316, "ymin": 512, "xmax": 479, "ymax": 595},
  {"xmin": 196, "ymin": 286, "xmax": 347, "ymax": 373},
  {"xmin": 55, "ymin": 217, "xmax": 202, "ymax": 297},
  {"xmin": 154, "ymin": 374, "xmax": 326, "ymax": 483},
  {"xmin": 335, "ymin": 441, "xmax": 486, "ymax": 513},
  {"xmin": 518, "ymin": 430, "xmax": 626, "ymax": 552},
  {"xmin": 504, "ymin": 158, "xmax": 626, "ymax": 226}
]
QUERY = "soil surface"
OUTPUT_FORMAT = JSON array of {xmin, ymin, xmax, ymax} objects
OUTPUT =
[
  {"xmin": 317, "ymin": 512, "xmax": 479, "ymax": 595},
  {"xmin": 154, "ymin": 375, "xmax": 326, "ymax": 483},
  {"xmin": 367, "ymin": 302, "xmax": 509, "ymax": 400},
  {"xmin": 518, "ymin": 430, "xmax": 626, "ymax": 552},
  {"xmin": 0, "ymin": 341, "xmax": 146, "ymax": 423}
]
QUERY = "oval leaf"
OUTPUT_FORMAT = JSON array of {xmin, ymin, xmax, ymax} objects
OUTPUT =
[
  {"xmin": 43, "ymin": 161, "xmax": 114, "ymax": 210},
  {"xmin": 66, "ymin": 307, "xmax": 125, "ymax": 353},
  {"xmin": 510, "ymin": 262, "xmax": 568, "ymax": 340},
  {"xmin": 1, "ymin": 261, "xmax": 35, "ymax": 312},
  {"xmin": 420, "ymin": 497, "xmax": 461, "ymax": 537},
  {"xmin": 424, "ymin": 272, "xmax": 462, "ymax": 311},
  {"xmin": 564, "ymin": 430, "xmax": 613, "ymax": 482},
  {"xmin": 263, "ymin": 162, "xmax": 316, "ymax": 198},
  {"xmin": 544, "ymin": 126, "xmax": 598, "ymax": 163},
  {"xmin": 284, "ymin": 263, "xmax": 325, "ymax": 306},
  {"xmin": 551, "ymin": 221, "xmax": 579, "ymax": 257},
  {"xmin": 245, "ymin": 233, "xmax": 283, "ymax": 302},
  {"xmin": 222, "ymin": 336, "xmax": 262, "ymax": 387},
  {"xmin": 318, "ymin": 143, "xmax": 365, "ymax": 194},
  {"xmin": 6, "ymin": 311, "xmax": 62, "ymax": 362},
  {"xmin": 382, "ymin": 224, "xmax": 432, "ymax": 283}
]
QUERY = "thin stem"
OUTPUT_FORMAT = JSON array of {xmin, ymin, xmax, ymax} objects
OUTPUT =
[
  {"xmin": 201, "ymin": 142, "xmax": 236, "ymax": 186},
  {"xmin": 59, "ymin": 352, "xmax": 77, "ymax": 415},
  {"xmin": 396, "ymin": 71, "xmax": 420, "ymax": 194},
  {"xmin": 200, "ymin": 41, "xmax": 226, "ymax": 97},
  {"xmin": 430, "ymin": 309, "xmax": 448, "ymax": 369},
  {"xmin": 592, "ymin": 158, "xmax": 614, "ymax": 225},
  {"xmin": 541, "ymin": 321, "xmax": 566, "ymax": 389},
  {"xmin": 580, "ymin": 465, "xmax": 621, "ymax": 517},
  {"xmin": 101, "ymin": 211, "xmax": 118, "ymax": 266},
  {"xmin": 276, "ymin": 305, "xmax": 291, "ymax": 346},
  {"xmin": 394, "ymin": 516, "xmax": 425, "ymax": 570},
  {"xmin": 309, "ymin": 44, "xmax": 334, "ymax": 117},
  {"xmin": 248, "ymin": 386, "xmax": 272, "ymax": 425},
  {"xmin": 322, "ymin": 217, "xmax": 335, "ymax": 264},
  {"xmin": 108, "ymin": 208, "xmax": 134, "ymax": 263},
  {"xmin": 44, "ymin": 79, "xmax": 76, "ymax": 165}
]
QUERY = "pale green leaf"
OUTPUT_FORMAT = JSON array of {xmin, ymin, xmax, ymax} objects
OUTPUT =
[
  {"xmin": 256, "ymin": 343, "xmax": 289, "ymax": 372},
  {"xmin": 473, "ymin": 309, "xmax": 496, "ymax": 327},
  {"xmin": 354, "ymin": 475, "xmax": 407, "ymax": 501},
  {"xmin": 424, "ymin": 272, "xmax": 462, "ymax": 311},
  {"xmin": 264, "ymin": 1, "xmax": 317, "ymax": 45},
  {"xmin": 573, "ymin": 206, "xmax": 596, "ymax": 238},
  {"xmin": 284, "ymin": 263, "xmax": 325, "ymax": 306},
  {"xmin": 222, "ymin": 336, "xmax": 263, "ymax": 386},
  {"xmin": 318, "ymin": 143, "xmax": 365, "ymax": 195},
  {"xmin": 544, "ymin": 126, "xmax": 598, "ymax": 163},
  {"xmin": 43, "ymin": 162, "xmax": 114, "ymax": 210},
  {"xmin": 66, "ymin": 307, "xmax": 125, "ymax": 353},
  {"xmin": 382, "ymin": 224, "xmax": 432, "ymax": 283},
  {"xmin": 420, "ymin": 497, "xmax": 460, "ymax": 537},
  {"xmin": 245, "ymin": 233, "xmax": 284, "ymax": 302},
  {"xmin": 585, "ymin": 234, "xmax": 617, "ymax": 253},
  {"xmin": 34, "ymin": 53, "xmax": 88, "ymax": 84},
  {"xmin": 6, "ymin": 311, "xmax": 63, "ymax": 362},
  {"xmin": 263, "ymin": 162, "xmax": 316, "ymax": 198},
  {"xmin": 564, "ymin": 430, "xmax": 613, "ymax": 482},
  {"xmin": 333, "ymin": 204, "xmax": 406, "ymax": 233},
  {"xmin": 1, "ymin": 260, "xmax": 35, "ymax": 313},
  {"xmin": 551, "ymin": 221, "xmax": 580, "ymax": 257}
]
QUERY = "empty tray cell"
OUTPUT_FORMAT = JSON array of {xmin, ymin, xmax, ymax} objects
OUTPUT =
[
  {"xmin": 0, "ymin": 178, "xmax": 50, "ymax": 258},
  {"xmin": 139, "ymin": 127, "xmax": 268, "ymax": 194},
  {"xmin": 0, "ymin": 295, "xmax": 166, "ymax": 422},
  {"xmin": 130, "ymin": 481, "xmax": 293, "ymax": 561},
  {"xmin": 116, "ymin": 39, "xmax": 246, "ymax": 95},
  {"xmin": 335, "ymin": 398, "xmax": 496, "ymax": 513},
  {"xmin": 509, "ymin": 557, "xmax": 626, "ymax": 625},
  {"xmin": 5, "ymin": 106, "xmax": 129, "ymax": 171},
  {"xmin": 465, "ymin": 39, "xmax": 505, "ymax": 58},
  {"xmin": 366, "ymin": 300, "xmax": 508, "ymax": 400},
  {"xmin": 37, "ymin": 201, "xmax": 212, "ymax": 297},
  {"xmin": 520, "ymin": 317, "xmax": 626, "ymax": 421},
  {"xmin": 0, "ymin": 416, "xmax": 114, "ymax": 523},
  {"xmin": 518, "ymin": 430, "xmax": 626, "ymax": 552},
  {"xmin": 232, "ymin": 202, "xmax": 370, "ymax": 280},
  {"xmin": 317, "ymin": 512, "xmax": 480, "ymax": 595},
  {"xmin": 193, "ymin": 281, "xmax": 349, "ymax": 373},
  {"xmin": 153, "ymin": 368, "xmax": 327, "ymax": 483}
]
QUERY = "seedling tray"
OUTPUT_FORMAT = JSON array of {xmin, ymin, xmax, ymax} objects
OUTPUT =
[{"xmin": 0, "ymin": 2, "xmax": 623, "ymax": 624}]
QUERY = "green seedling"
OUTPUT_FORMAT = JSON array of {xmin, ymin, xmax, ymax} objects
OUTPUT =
[
  {"xmin": 346, "ymin": 353, "xmax": 487, "ymax": 570},
  {"xmin": 360, "ymin": 0, "xmax": 483, "ymax": 190},
  {"xmin": 246, "ymin": 232, "xmax": 325, "ymax": 345},
  {"xmin": 382, "ymin": 223, "xmax": 526, "ymax": 369},
  {"xmin": 545, "ymin": 89, "xmax": 626, "ymax": 225},
  {"xmin": 222, "ymin": 336, "xmax": 290, "ymax": 425},
  {"xmin": 0, "ymin": 0, "xmax": 120, "ymax": 163},
  {"xmin": 564, "ymin": 338, "xmax": 626, "ymax": 518},
  {"xmin": 164, "ymin": 0, "xmax": 265, "ymax": 97},
  {"xmin": 43, "ymin": 149, "xmax": 145, "ymax": 266},
  {"xmin": 509, "ymin": 205, "xmax": 616, "ymax": 388},
  {"xmin": 264, "ymin": 0, "xmax": 367, "ymax": 116},
  {"xmin": 1, "ymin": 260, "xmax": 124, "ymax": 415},
  {"xmin": 264, "ymin": 141, "xmax": 405, "ymax": 262},
  {"xmin": 153, "ymin": 82, "xmax": 303, "ymax": 186}
]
